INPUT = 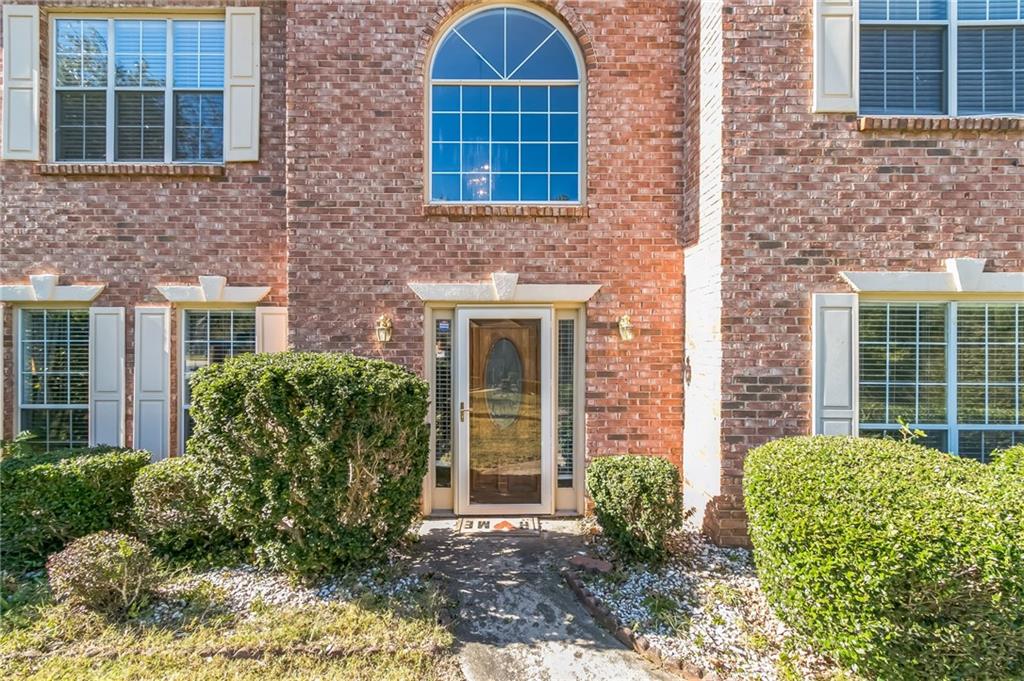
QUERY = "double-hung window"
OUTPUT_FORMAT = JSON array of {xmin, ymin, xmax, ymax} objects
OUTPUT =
[
  {"xmin": 18, "ymin": 309, "xmax": 90, "ymax": 452},
  {"xmin": 181, "ymin": 309, "xmax": 255, "ymax": 446},
  {"xmin": 53, "ymin": 16, "xmax": 225, "ymax": 163},
  {"xmin": 859, "ymin": 301, "xmax": 1024, "ymax": 461},
  {"xmin": 860, "ymin": 0, "xmax": 1024, "ymax": 115}
]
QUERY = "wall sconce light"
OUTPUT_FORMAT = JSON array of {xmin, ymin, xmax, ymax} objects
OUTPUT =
[
  {"xmin": 375, "ymin": 314, "xmax": 393, "ymax": 343},
  {"xmin": 618, "ymin": 314, "xmax": 635, "ymax": 341}
]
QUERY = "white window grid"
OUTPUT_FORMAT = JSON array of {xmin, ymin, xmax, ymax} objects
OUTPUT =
[
  {"xmin": 51, "ymin": 15, "xmax": 224, "ymax": 164},
  {"xmin": 430, "ymin": 84, "xmax": 581, "ymax": 203},
  {"xmin": 181, "ymin": 309, "xmax": 255, "ymax": 445},
  {"xmin": 17, "ymin": 308, "xmax": 90, "ymax": 452},
  {"xmin": 859, "ymin": 301, "xmax": 1024, "ymax": 459},
  {"xmin": 860, "ymin": 0, "xmax": 1024, "ymax": 116},
  {"xmin": 427, "ymin": 5, "xmax": 584, "ymax": 205}
]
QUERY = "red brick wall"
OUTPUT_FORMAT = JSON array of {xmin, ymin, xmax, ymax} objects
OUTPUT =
[
  {"xmin": 0, "ymin": 1, "xmax": 287, "ymax": 452},
  {"xmin": 285, "ymin": 0, "xmax": 687, "ymax": 467},
  {"xmin": 708, "ymin": 0, "xmax": 1024, "ymax": 544}
]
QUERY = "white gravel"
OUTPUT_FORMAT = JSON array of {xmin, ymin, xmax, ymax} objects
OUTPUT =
[
  {"xmin": 578, "ymin": 530, "xmax": 847, "ymax": 680},
  {"xmin": 146, "ymin": 564, "xmax": 425, "ymax": 625}
]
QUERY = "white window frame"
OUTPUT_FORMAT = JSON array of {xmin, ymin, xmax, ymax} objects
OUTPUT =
[
  {"xmin": 177, "ymin": 306, "xmax": 256, "ymax": 453},
  {"xmin": 858, "ymin": 297, "xmax": 1024, "ymax": 458},
  {"xmin": 859, "ymin": 0, "xmax": 1024, "ymax": 117},
  {"xmin": 425, "ymin": 4, "xmax": 587, "ymax": 206},
  {"xmin": 48, "ymin": 12, "xmax": 226, "ymax": 164},
  {"xmin": 14, "ymin": 305, "xmax": 91, "ymax": 451}
]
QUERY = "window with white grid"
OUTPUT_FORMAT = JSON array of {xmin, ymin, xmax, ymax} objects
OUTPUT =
[
  {"xmin": 557, "ymin": 318, "xmax": 576, "ymax": 487},
  {"xmin": 433, "ymin": 318, "xmax": 453, "ymax": 488},
  {"xmin": 859, "ymin": 0, "xmax": 1024, "ymax": 115},
  {"xmin": 53, "ymin": 16, "xmax": 224, "ymax": 163},
  {"xmin": 182, "ymin": 309, "xmax": 255, "ymax": 446},
  {"xmin": 859, "ymin": 301, "xmax": 1023, "ymax": 461},
  {"xmin": 18, "ymin": 309, "xmax": 90, "ymax": 452},
  {"xmin": 428, "ymin": 6, "xmax": 583, "ymax": 204}
]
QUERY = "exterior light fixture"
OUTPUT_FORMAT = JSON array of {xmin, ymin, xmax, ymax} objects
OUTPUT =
[
  {"xmin": 618, "ymin": 314, "xmax": 635, "ymax": 341},
  {"xmin": 375, "ymin": 314, "xmax": 393, "ymax": 343}
]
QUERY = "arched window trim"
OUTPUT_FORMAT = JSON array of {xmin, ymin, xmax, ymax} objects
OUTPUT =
[{"xmin": 426, "ymin": 3, "xmax": 586, "ymax": 206}]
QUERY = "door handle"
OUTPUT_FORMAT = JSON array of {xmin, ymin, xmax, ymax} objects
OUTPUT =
[{"xmin": 460, "ymin": 401, "xmax": 473, "ymax": 422}]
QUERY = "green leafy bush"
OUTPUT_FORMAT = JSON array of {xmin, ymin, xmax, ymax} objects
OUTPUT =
[
  {"xmin": 993, "ymin": 443, "xmax": 1024, "ymax": 475},
  {"xmin": 586, "ymin": 455, "xmax": 682, "ymax": 562},
  {"xmin": 187, "ymin": 352, "xmax": 429, "ymax": 575},
  {"xmin": 744, "ymin": 436, "xmax": 1024, "ymax": 680},
  {"xmin": 1, "ymin": 447, "xmax": 150, "ymax": 570},
  {"xmin": 132, "ymin": 456, "xmax": 233, "ymax": 559},
  {"xmin": 46, "ymin": 531, "xmax": 159, "ymax": 618}
]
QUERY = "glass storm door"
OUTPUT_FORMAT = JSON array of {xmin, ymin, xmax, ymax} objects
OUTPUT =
[{"xmin": 455, "ymin": 307, "xmax": 553, "ymax": 515}]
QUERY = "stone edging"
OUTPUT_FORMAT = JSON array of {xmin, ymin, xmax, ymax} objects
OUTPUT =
[{"xmin": 562, "ymin": 566, "xmax": 716, "ymax": 680}]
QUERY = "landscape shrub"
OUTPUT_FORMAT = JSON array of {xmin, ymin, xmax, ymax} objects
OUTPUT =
[
  {"xmin": 1, "ymin": 446, "xmax": 150, "ymax": 570},
  {"xmin": 586, "ymin": 455, "xmax": 682, "ymax": 562},
  {"xmin": 187, "ymin": 352, "xmax": 429, "ymax": 575},
  {"xmin": 46, "ymin": 531, "xmax": 159, "ymax": 618},
  {"xmin": 132, "ymin": 456, "xmax": 233, "ymax": 559},
  {"xmin": 992, "ymin": 443, "xmax": 1024, "ymax": 475},
  {"xmin": 744, "ymin": 436, "xmax": 1024, "ymax": 680}
]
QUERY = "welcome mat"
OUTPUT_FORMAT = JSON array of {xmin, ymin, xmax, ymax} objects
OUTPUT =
[{"xmin": 456, "ymin": 517, "xmax": 541, "ymax": 536}]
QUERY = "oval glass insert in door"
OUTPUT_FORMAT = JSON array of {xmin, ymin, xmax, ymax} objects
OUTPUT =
[{"xmin": 468, "ymin": 318, "xmax": 542, "ymax": 505}]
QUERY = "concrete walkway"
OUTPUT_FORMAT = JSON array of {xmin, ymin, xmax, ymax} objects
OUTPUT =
[{"xmin": 411, "ymin": 519, "xmax": 675, "ymax": 681}]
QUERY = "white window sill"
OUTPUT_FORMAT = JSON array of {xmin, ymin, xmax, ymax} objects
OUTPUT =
[
  {"xmin": 36, "ymin": 163, "xmax": 226, "ymax": 177},
  {"xmin": 857, "ymin": 116, "xmax": 1024, "ymax": 132}
]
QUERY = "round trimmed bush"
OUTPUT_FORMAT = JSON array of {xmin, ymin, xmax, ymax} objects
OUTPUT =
[
  {"xmin": 993, "ymin": 443, "xmax": 1024, "ymax": 475},
  {"xmin": 132, "ymin": 457, "xmax": 231, "ymax": 559},
  {"xmin": 586, "ymin": 455, "xmax": 682, "ymax": 562},
  {"xmin": 1, "ymin": 446, "xmax": 150, "ymax": 570},
  {"xmin": 187, "ymin": 352, "xmax": 429, "ymax": 575},
  {"xmin": 744, "ymin": 436, "xmax": 1024, "ymax": 679},
  {"xmin": 46, "ymin": 531, "xmax": 159, "ymax": 618}
]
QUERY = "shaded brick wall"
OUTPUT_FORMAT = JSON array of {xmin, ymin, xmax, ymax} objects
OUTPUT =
[
  {"xmin": 0, "ymin": 0, "xmax": 287, "ymax": 452},
  {"xmin": 285, "ymin": 0, "xmax": 687, "ymax": 467},
  {"xmin": 707, "ymin": 0, "xmax": 1024, "ymax": 545}
]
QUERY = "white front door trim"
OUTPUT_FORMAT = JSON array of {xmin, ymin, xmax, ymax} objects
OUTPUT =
[
  {"xmin": 454, "ymin": 305, "xmax": 554, "ymax": 516},
  {"xmin": 409, "ymin": 272, "xmax": 601, "ymax": 304}
]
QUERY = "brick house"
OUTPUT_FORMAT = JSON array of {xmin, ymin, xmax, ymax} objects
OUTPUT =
[{"xmin": 1, "ymin": 0, "xmax": 1021, "ymax": 543}]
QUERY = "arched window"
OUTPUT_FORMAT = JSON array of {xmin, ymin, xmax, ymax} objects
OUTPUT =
[{"xmin": 428, "ymin": 6, "xmax": 583, "ymax": 204}]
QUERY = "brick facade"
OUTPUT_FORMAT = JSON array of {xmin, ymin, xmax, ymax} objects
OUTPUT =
[
  {"xmin": 2, "ymin": 0, "xmax": 1020, "ymax": 541},
  {"xmin": 683, "ymin": 0, "xmax": 1024, "ymax": 545}
]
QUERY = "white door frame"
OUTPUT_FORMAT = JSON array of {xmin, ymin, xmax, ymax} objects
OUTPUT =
[{"xmin": 454, "ymin": 305, "xmax": 554, "ymax": 515}]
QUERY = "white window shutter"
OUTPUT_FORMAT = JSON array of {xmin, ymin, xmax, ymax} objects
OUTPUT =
[
  {"xmin": 89, "ymin": 307, "xmax": 125, "ymax": 447},
  {"xmin": 812, "ymin": 293, "xmax": 858, "ymax": 436},
  {"xmin": 256, "ymin": 307, "xmax": 288, "ymax": 353},
  {"xmin": 224, "ymin": 6, "xmax": 260, "ymax": 162},
  {"xmin": 813, "ymin": 0, "xmax": 858, "ymax": 113},
  {"xmin": 133, "ymin": 307, "xmax": 170, "ymax": 460},
  {"xmin": 2, "ymin": 5, "xmax": 40, "ymax": 160}
]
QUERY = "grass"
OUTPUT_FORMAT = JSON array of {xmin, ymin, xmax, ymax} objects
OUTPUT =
[{"xmin": 0, "ymin": 572, "xmax": 461, "ymax": 681}]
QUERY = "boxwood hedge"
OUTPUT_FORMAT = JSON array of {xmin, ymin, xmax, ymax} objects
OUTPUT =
[
  {"xmin": 0, "ymin": 446, "xmax": 150, "ymax": 571},
  {"xmin": 132, "ymin": 456, "xmax": 234, "ymax": 560},
  {"xmin": 744, "ymin": 436, "xmax": 1024, "ymax": 679},
  {"xmin": 187, "ymin": 352, "xmax": 429, "ymax": 575},
  {"xmin": 586, "ymin": 455, "xmax": 682, "ymax": 562}
]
